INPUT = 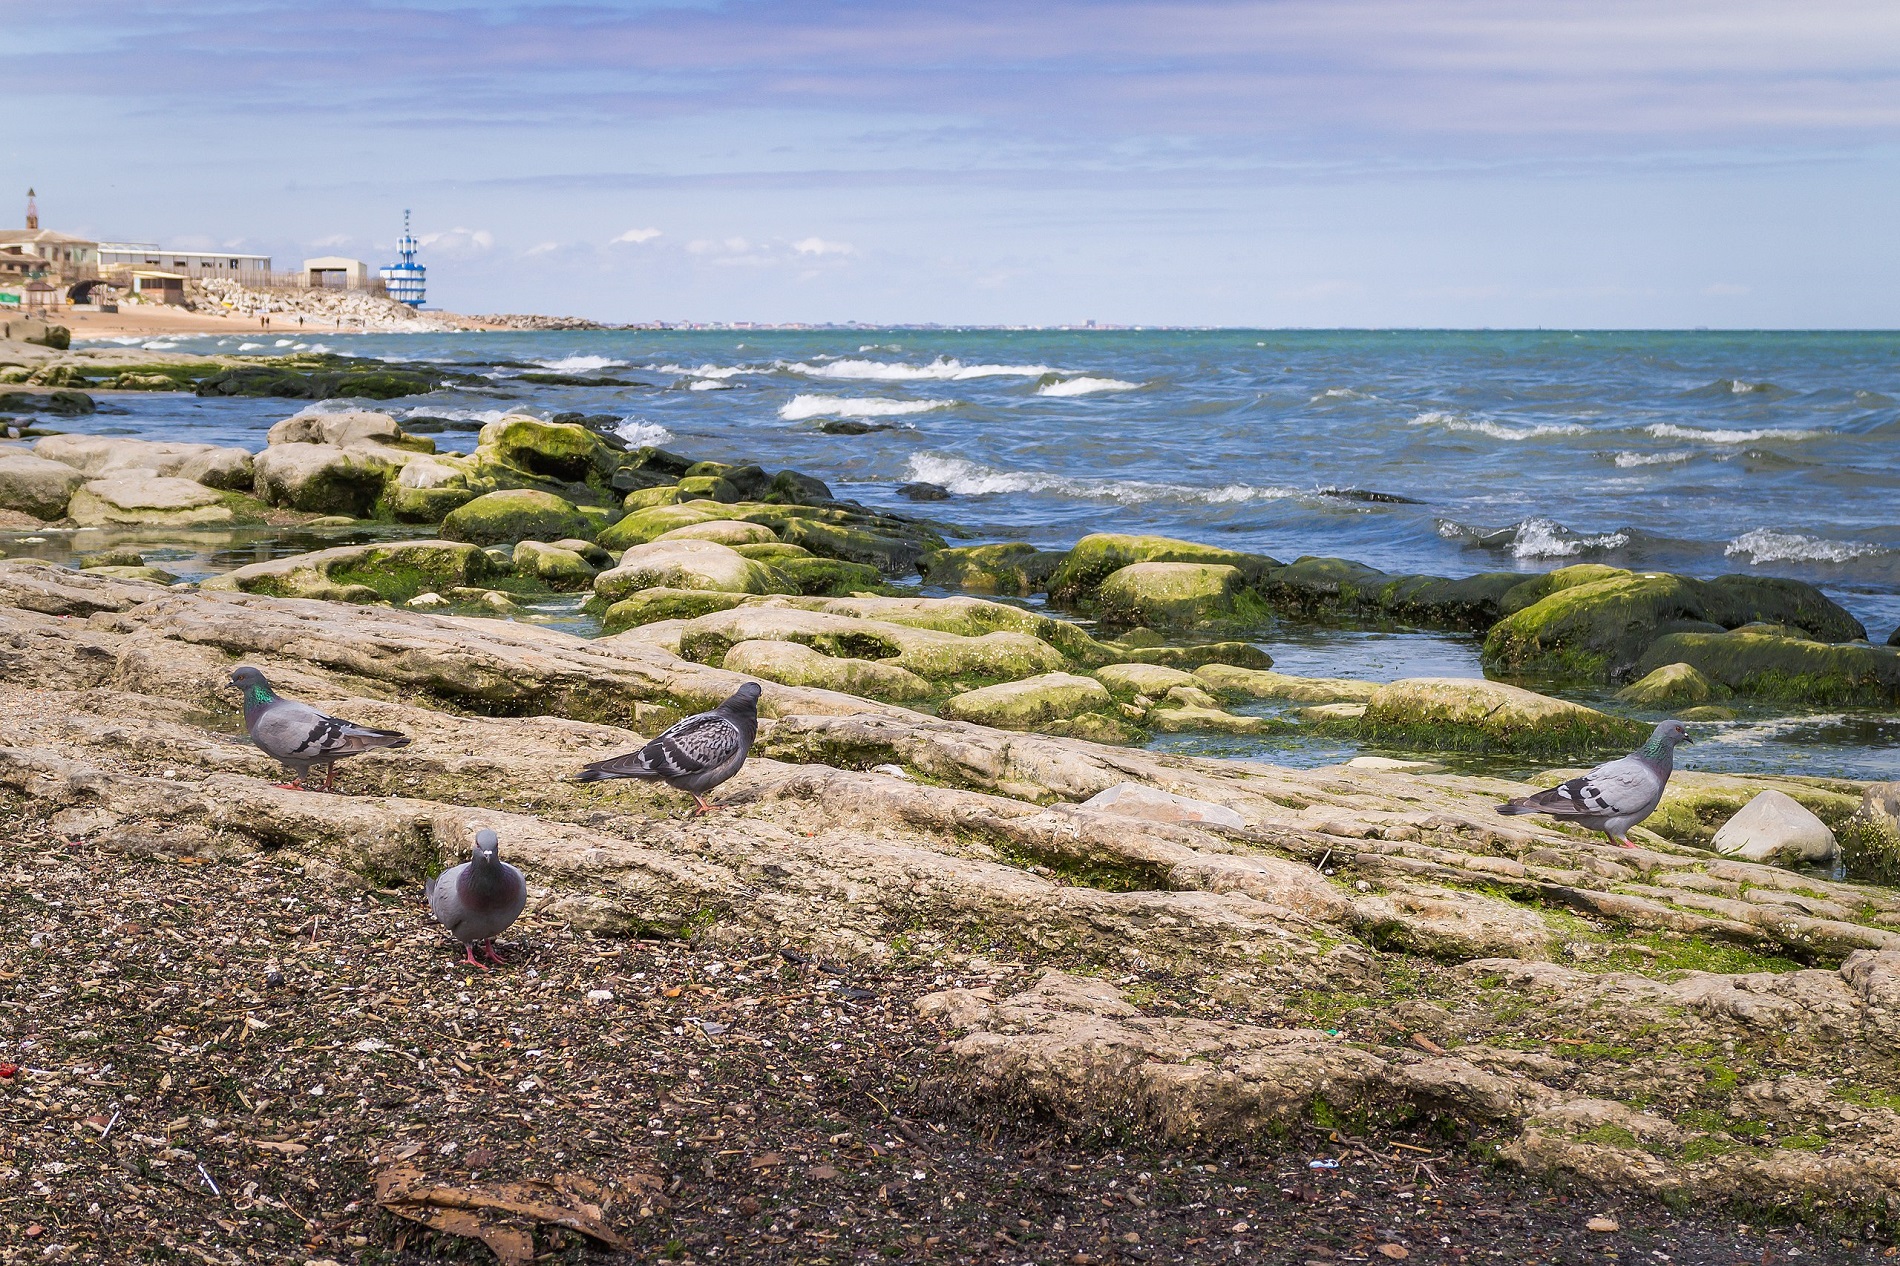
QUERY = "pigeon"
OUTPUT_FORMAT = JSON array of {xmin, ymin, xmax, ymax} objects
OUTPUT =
[
  {"xmin": 426, "ymin": 829, "xmax": 527, "ymax": 969},
  {"xmin": 575, "ymin": 681, "xmax": 761, "ymax": 814},
  {"xmin": 1496, "ymin": 719, "xmax": 1691, "ymax": 848},
  {"xmin": 230, "ymin": 665, "xmax": 410, "ymax": 793}
]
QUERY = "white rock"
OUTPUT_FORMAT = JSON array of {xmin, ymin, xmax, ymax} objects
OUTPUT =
[
  {"xmin": 1345, "ymin": 756, "xmax": 1446, "ymax": 774},
  {"xmin": 1711, "ymin": 789, "xmax": 1837, "ymax": 866},
  {"xmin": 405, "ymin": 592, "xmax": 450, "ymax": 608},
  {"xmin": 1079, "ymin": 781, "xmax": 1246, "ymax": 830}
]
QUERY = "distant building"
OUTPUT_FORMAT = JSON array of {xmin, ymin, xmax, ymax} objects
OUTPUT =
[
  {"xmin": 99, "ymin": 242, "xmax": 272, "ymax": 285},
  {"xmin": 302, "ymin": 256, "xmax": 373, "ymax": 289},
  {"xmin": 379, "ymin": 211, "xmax": 426, "ymax": 308},
  {"xmin": 0, "ymin": 189, "xmax": 99, "ymax": 285}
]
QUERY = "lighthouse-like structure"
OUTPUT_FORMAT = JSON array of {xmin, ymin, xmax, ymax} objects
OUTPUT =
[{"xmin": 379, "ymin": 210, "xmax": 426, "ymax": 307}]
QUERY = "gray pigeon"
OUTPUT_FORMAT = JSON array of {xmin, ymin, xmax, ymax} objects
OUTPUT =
[
  {"xmin": 230, "ymin": 665, "xmax": 410, "ymax": 793},
  {"xmin": 1496, "ymin": 719, "xmax": 1690, "ymax": 847},
  {"xmin": 575, "ymin": 682, "xmax": 761, "ymax": 814},
  {"xmin": 426, "ymin": 829, "xmax": 528, "ymax": 969}
]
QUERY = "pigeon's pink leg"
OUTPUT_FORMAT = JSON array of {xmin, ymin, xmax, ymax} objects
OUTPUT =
[
  {"xmin": 461, "ymin": 944, "xmax": 491, "ymax": 972},
  {"xmin": 482, "ymin": 940, "xmax": 506, "ymax": 965},
  {"xmin": 692, "ymin": 794, "xmax": 715, "ymax": 815},
  {"xmin": 322, "ymin": 764, "xmax": 337, "ymax": 793},
  {"xmin": 1607, "ymin": 832, "xmax": 1637, "ymax": 849},
  {"xmin": 273, "ymin": 777, "xmax": 305, "ymax": 790}
]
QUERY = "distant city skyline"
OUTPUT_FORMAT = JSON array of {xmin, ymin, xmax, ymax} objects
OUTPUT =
[{"xmin": 13, "ymin": 1, "xmax": 1900, "ymax": 326}]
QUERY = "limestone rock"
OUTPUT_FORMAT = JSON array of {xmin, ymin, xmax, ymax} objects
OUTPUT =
[
  {"xmin": 939, "ymin": 672, "xmax": 1115, "ymax": 731},
  {"xmin": 441, "ymin": 489, "xmax": 594, "ymax": 546},
  {"xmin": 199, "ymin": 541, "xmax": 496, "ymax": 604},
  {"xmin": 252, "ymin": 442, "xmax": 395, "ymax": 516},
  {"xmin": 1193, "ymin": 663, "xmax": 1378, "ymax": 704},
  {"xmin": 1146, "ymin": 704, "xmax": 1282, "ymax": 735},
  {"xmin": 1616, "ymin": 662, "xmax": 1728, "ymax": 707},
  {"xmin": 1093, "ymin": 561, "xmax": 1256, "ymax": 631},
  {"xmin": 475, "ymin": 415, "xmax": 614, "ymax": 483},
  {"xmin": 1093, "ymin": 662, "xmax": 1201, "ymax": 699},
  {"xmin": 0, "ymin": 452, "xmax": 85, "ymax": 519},
  {"xmin": 656, "ymin": 520, "xmax": 779, "ymax": 546},
  {"xmin": 594, "ymin": 539, "xmax": 793, "ymax": 599},
  {"xmin": 512, "ymin": 540, "xmax": 597, "ymax": 590},
  {"xmin": 1354, "ymin": 881, "xmax": 1553, "ymax": 960},
  {"xmin": 674, "ymin": 605, "xmax": 1068, "ymax": 682},
  {"xmin": 1712, "ymin": 790, "xmax": 1839, "ymax": 867},
  {"xmin": 1357, "ymin": 677, "xmax": 1647, "ymax": 757},
  {"xmin": 918, "ymin": 542, "xmax": 1063, "ymax": 596},
  {"xmin": 600, "ymin": 587, "xmax": 752, "ymax": 632},
  {"xmin": 34, "ymin": 434, "xmax": 255, "ymax": 489},
  {"xmin": 1047, "ymin": 532, "xmax": 1272, "ymax": 602},
  {"xmin": 67, "ymin": 476, "xmax": 237, "ymax": 527},
  {"xmin": 721, "ymin": 639, "xmax": 932, "ymax": 702},
  {"xmin": 1080, "ymin": 782, "xmax": 1246, "ymax": 829},
  {"xmin": 267, "ymin": 409, "xmax": 426, "ymax": 451}
]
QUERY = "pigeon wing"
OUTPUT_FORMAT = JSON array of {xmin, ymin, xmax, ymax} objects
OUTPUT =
[
  {"xmin": 252, "ymin": 699, "xmax": 410, "ymax": 762},
  {"xmin": 1510, "ymin": 755, "xmax": 1659, "ymax": 819},
  {"xmin": 643, "ymin": 711, "xmax": 743, "ymax": 777}
]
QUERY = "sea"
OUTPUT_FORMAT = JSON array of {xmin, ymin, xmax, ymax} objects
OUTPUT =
[{"xmin": 41, "ymin": 327, "xmax": 1900, "ymax": 780}]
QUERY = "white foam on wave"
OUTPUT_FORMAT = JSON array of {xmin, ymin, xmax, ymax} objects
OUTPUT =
[
  {"xmin": 1613, "ymin": 450, "xmax": 1697, "ymax": 467},
  {"xmin": 794, "ymin": 357, "xmax": 1056, "ymax": 382},
  {"xmin": 1508, "ymin": 517, "xmax": 1630, "ymax": 559},
  {"xmin": 536, "ymin": 354, "xmax": 626, "ymax": 372},
  {"xmin": 1408, "ymin": 411, "xmax": 1588, "ymax": 441},
  {"xmin": 780, "ymin": 394, "xmax": 947, "ymax": 421},
  {"xmin": 1311, "ymin": 387, "xmax": 1374, "ymax": 402},
  {"xmin": 1645, "ymin": 423, "xmax": 1826, "ymax": 444},
  {"xmin": 906, "ymin": 453, "xmax": 1298, "ymax": 505},
  {"xmin": 396, "ymin": 406, "xmax": 517, "ymax": 425},
  {"xmin": 237, "ymin": 342, "xmax": 265, "ymax": 351},
  {"xmin": 657, "ymin": 363, "xmax": 745, "ymax": 379},
  {"xmin": 615, "ymin": 419, "xmax": 673, "ymax": 447},
  {"xmin": 1037, "ymin": 376, "xmax": 1141, "ymax": 397},
  {"xmin": 688, "ymin": 379, "xmax": 732, "ymax": 391},
  {"xmin": 1724, "ymin": 528, "xmax": 1889, "ymax": 565}
]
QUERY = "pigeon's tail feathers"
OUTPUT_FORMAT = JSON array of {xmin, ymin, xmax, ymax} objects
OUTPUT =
[
  {"xmin": 576, "ymin": 751, "xmax": 663, "ymax": 783},
  {"xmin": 1495, "ymin": 801, "xmax": 1537, "ymax": 816},
  {"xmin": 330, "ymin": 724, "xmax": 410, "ymax": 755}
]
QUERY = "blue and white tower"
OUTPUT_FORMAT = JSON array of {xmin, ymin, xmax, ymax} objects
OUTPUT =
[{"xmin": 380, "ymin": 210, "xmax": 426, "ymax": 307}]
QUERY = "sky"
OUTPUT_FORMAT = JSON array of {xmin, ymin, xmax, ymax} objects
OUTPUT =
[{"xmin": 10, "ymin": 1, "xmax": 1900, "ymax": 326}]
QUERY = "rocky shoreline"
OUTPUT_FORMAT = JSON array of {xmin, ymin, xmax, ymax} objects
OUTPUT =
[{"xmin": 4, "ymin": 370, "xmax": 1900, "ymax": 1252}]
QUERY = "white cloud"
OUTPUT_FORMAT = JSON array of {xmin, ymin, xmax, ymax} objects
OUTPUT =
[
  {"xmin": 793, "ymin": 237, "xmax": 854, "ymax": 256},
  {"xmin": 612, "ymin": 227, "xmax": 662, "ymax": 244},
  {"xmin": 419, "ymin": 227, "xmax": 494, "ymax": 254},
  {"xmin": 525, "ymin": 241, "xmax": 561, "ymax": 255}
]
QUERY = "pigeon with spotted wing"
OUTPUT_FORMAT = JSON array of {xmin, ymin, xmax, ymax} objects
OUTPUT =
[
  {"xmin": 231, "ymin": 665, "xmax": 410, "ymax": 793},
  {"xmin": 427, "ymin": 828, "xmax": 527, "ymax": 969},
  {"xmin": 1496, "ymin": 718, "xmax": 1690, "ymax": 847},
  {"xmin": 575, "ymin": 682, "xmax": 761, "ymax": 814}
]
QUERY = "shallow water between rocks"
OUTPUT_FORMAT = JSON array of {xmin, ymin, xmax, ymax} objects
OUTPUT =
[{"xmin": 8, "ymin": 327, "xmax": 1898, "ymax": 782}]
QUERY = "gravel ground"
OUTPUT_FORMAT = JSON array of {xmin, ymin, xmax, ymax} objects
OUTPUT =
[{"xmin": 2, "ymin": 822, "xmax": 1891, "ymax": 1266}]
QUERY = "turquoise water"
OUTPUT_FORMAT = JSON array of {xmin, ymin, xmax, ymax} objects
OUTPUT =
[{"xmin": 41, "ymin": 327, "xmax": 1900, "ymax": 778}]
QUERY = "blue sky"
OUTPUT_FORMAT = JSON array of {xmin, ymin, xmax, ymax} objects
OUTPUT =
[{"xmin": 12, "ymin": 1, "xmax": 1900, "ymax": 325}]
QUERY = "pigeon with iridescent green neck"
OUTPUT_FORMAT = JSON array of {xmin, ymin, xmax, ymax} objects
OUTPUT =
[
  {"xmin": 1496, "ymin": 719, "xmax": 1690, "ymax": 848},
  {"xmin": 230, "ymin": 665, "xmax": 409, "ymax": 793}
]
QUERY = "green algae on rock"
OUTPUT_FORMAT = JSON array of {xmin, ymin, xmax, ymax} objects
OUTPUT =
[
  {"xmin": 593, "ymin": 539, "xmax": 795, "ymax": 600},
  {"xmin": 918, "ymin": 542, "xmax": 1064, "ymax": 596},
  {"xmin": 1192, "ymin": 663, "xmax": 1379, "ymax": 704},
  {"xmin": 939, "ymin": 671, "xmax": 1119, "ymax": 732},
  {"xmin": 200, "ymin": 540, "xmax": 498, "ymax": 604},
  {"xmin": 1615, "ymin": 661, "xmax": 1730, "ymax": 708},
  {"xmin": 1636, "ymin": 626, "xmax": 1900, "ymax": 705},
  {"xmin": 1046, "ymin": 532, "xmax": 1273, "ymax": 602},
  {"xmin": 441, "ymin": 488, "xmax": 596, "ymax": 546},
  {"xmin": 599, "ymin": 586, "xmax": 752, "ymax": 632},
  {"xmin": 1093, "ymin": 561, "xmax": 1264, "ymax": 631},
  {"xmin": 1352, "ymin": 676, "xmax": 1648, "ymax": 757},
  {"xmin": 721, "ymin": 638, "xmax": 933, "ymax": 702},
  {"xmin": 511, "ymin": 539, "xmax": 598, "ymax": 591}
]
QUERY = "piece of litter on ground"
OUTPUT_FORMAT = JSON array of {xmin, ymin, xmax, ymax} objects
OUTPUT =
[
  {"xmin": 1587, "ymin": 1216, "xmax": 1620, "ymax": 1233},
  {"xmin": 1308, "ymin": 1158, "xmax": 1339, "ymax": 1169}
]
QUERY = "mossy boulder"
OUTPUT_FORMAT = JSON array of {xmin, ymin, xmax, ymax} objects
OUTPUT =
[
  {"xmin": 1192, "ymin": 664, "xmax": 1378, "ymax": 704},
  {"xmin": 919, "ymin": 542, "xmax": 1064, "ymax": 596},
  {"xmin": 673, "ymin": 606, "xmax": 1067, "ymax": 682},
  {"xmin": 267, "ymin": 410, "xmax": 432, "ymax": 453},
  {"xmin": 763, "ymin": 470, "xmax": 834, "ymax": 504},
  {"xmin": 1112, "ymin": 641, "xmax": 1274, "ymax": 671},
  {"xmin": 656, "ymin": 520, "xmax": 779, "ymax": 546},
  {"xmin": 67, "ymin": 476, "xmax": 252, "ymax": 527},
  {"xmin": 1093, "ymin": 662, "xmax": 1202, "ymax": 700},
  {"xmin": 1484, "ymin": 569, "xmax": 1867, "ymax": 682},
  {"xmin": 622, "ymin": 484, "xmax": 682, "ymax": 511},
  {"xmin": 775, "ymin": 516, "xmax": 933, "ymax": 576},
  {"xmin": 1635, "ymin": 627, "xmax": 1900, "ymax": 705},
  {"xmin": 1146, "ymin": 704, "xmax": 1284, "ymax": 735},
  {"xmin": 594, "ymin": 539, "xmax": 794, "ymax": 600},
  {"xmin": 200, "ymin": 541, "xmax": 495, "ymax": 604},
  {"xmin": 597, "ymin": 503, "xmax": 724, "ymax": 551},
  {"xmin": 939, "ymin": 672, "xmax": 1117, "ymax": 731},
  {"xmin": 1499, "ymin": 564, "xmax": 1628, "ymax": 616},
  {"xmin": 252, "ymin": 443, "xmax": 396, "ymax": 516},
  {"xmin": 676, "ymin": 475, "xmax": 741, "ymax": 503},
  {"xmin": 1048, "ymin": 533, "xmax": 1273, "ymax": 602},
  {"xmin": 684, "ymin": 461, "xmax": 770, "ymax": 500},
  {"xmin": 776, "ymin": 557, "xmax": 887, "ymax": 597},
  {"xmin": 600, "ymin": 587, "xmax": 753, "ymax": 633},
  {"xmin": 441, "ymin": 489, "xmax": 594, "ymax": 546},
  {"xmin": 815, "ymin": 594, "xmax": 1115, "ymax": 665},
  {"xmin": 83, "ymin": 564, "xmax": 177, "ymax": 584},
  {"xmin": 721, "ymin": 639, "xmax": 932, "ymax": 702},
  {"xmin": 1615, "ymin": 662, "xmax": 1729, "ymax": 708},
  {"xmin": 735, "ymin": 543, "xmax": 812, "ymax": 563},
  {"xmin": 1355, "ymin": 677, "xmax": 1647, "ymax": 757},
  {"xmin": 512, "ymin": 540, "xmax": 598, "ymax": 590},
  {"xmin": 476, "ymin": 416, "xmax": 616, "ymax": 483},
  {"xmin": 1840, "ymin": 783, "xmax": 1900, "ymax": 887},
  {"xmin": 1093, "ymin": 561, "xmax": 1261, "ymax": 631}
]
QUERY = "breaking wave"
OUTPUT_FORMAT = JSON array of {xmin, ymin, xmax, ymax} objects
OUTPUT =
[
  {"xmin": 615, "ymin": 419, "xmax": 674, "ymax": 447},
  {"xmin": 1645, "ymin": 423, "xmax": 1827, "ymax": 444},
  {"xmin": 1612, "ymin": 450, "xmax": 1697, "ymax": 468},
  {"xmin": 1408, "ymin": 411, "xmax": 1589, "ymax": 441},
  {"xmin": 688, "ymin": 379, "xmax": 732, "ymax": 391},
  {"xmin": 779, "ymin": 394, "xmax": 947, "ymax": 421},
  {"xmin": 657, "ymin": 363, "xmax": 745, "ymax": 379},
  {"xmin": 793, "ymin": 357, "xmax": 1057, "ymax": 381},
  {"xmin": 905, "ymin": 454, "xmax": 1299, "ymax": 505},
  {"xmin": 1724, "ymin": 529, "xmax": 1890, "ymax": 566},
  {"xmin": 536, "ymin": 354, "xmax": 626, "ymax": 372},
  {"xmin": 1439, "ymin": 516, "xmax": 1630, "ymax": 559},
  {"xmin": 1036, "ymin": 375, "xmax": 1141, "ymax": 397}
]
